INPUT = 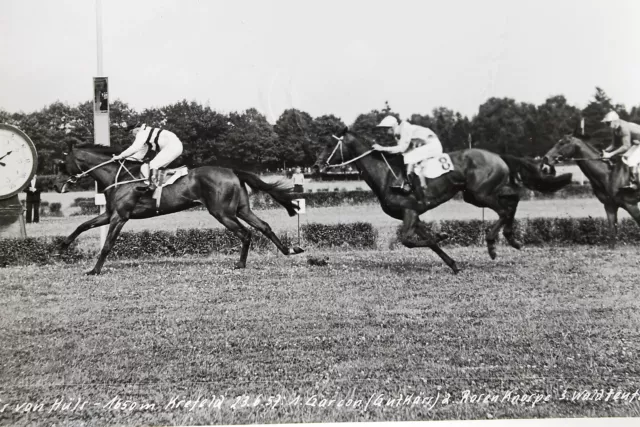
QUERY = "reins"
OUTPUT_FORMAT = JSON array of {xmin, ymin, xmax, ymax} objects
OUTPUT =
[
  {"xmin": 325, "ymin": 134, "xmax": 399, "ymax": 179},
  {"xmin": 63, "ymin": 154, "xmax": 145, "ymax": 192}
]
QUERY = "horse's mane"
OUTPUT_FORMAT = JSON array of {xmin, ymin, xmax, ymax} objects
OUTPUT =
[
  {"xmin": 570, "ymin": 134, "xmax": 601, "ymax": 156},
  {"xmin": 74, "ymin": 143, "xmax": 124, "ymax": 155},
  {"xmin": 344, "ymin": 129, "xmax": 405, "ymax": 167}
]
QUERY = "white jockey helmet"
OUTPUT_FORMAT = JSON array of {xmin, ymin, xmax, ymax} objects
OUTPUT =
[
  {"xmin": 377, "ymin": 116, "xmax": 399, "ymax": 128},
  {"xmin": 602, "ymin": 111, "xmax": 620, "ymax": 123}
]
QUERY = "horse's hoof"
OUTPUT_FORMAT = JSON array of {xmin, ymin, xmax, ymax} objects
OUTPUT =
[
  {"xmin": 509, "ymin": 240, "xmax": 522, "ymax": 250},
  {"xmin": 488, "ymin": 249, "xmax": 497, "ymax": 260},
  {"xmin": 85, "ymin": 269, "xmax": 100, "ymax": 276},
  {"xmin": 233, "ymin": 262, "xmax": 246, "ymax": 269},
  {"xmin": 436, "ymin": 232, "xmax": 449, "ymax": 242},
  {"xmin": 290, "ymin": 247, "xmax": 304, "ymax": 255},
  {"xmin": 451, "ymin": 264, "xmax": 461, "ymax": 274}
]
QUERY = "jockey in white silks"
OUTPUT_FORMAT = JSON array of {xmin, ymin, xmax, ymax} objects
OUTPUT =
[
  {"xmin": 114, "ymin": 122, "xmax": 184, "ymax": 191},
  {"xmin": 372, "ymin": 116, "xmax": 443, "ymax": 198},
  {"xmin": 601, "ymin": 111, "xmax": 640, "ymax": 190}
]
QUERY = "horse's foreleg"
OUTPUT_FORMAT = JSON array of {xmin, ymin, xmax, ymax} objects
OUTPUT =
[
  {"xmin": 61, "ymin": 211, "xmax": 110, "ymax": 249},
  {"xmin": 605, "ymin": 204, "xmax": 619, "ymax": 249},
  {"xmin": 237, "ymin": 207, "xmax": 304, "ymax": 256},
  {"xmin": 621, "ymin": 203, "xmax": 640, "ymax": 246},
  {"xmin": 399, "ymin": 211, "xmax": 459, "ymax": 274},
  {"xmin": 86, "ymin": 214, "xmax": 128, "ymax": 275}
]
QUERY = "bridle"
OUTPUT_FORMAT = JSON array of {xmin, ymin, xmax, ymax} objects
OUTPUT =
[
  {"xmin": 60, "ymin": 152, "xmax": 144, "ymax": 193},
  {"xmin": 323, "ymin": 134, "xmax": 399, "ymax": 179}
]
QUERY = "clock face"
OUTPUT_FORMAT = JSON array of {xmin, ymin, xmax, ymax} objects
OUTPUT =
[{"xmin": 0, "ymin": 124, "xmax": 38, "ymax": 200}]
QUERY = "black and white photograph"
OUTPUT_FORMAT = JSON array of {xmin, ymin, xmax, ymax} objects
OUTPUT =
[{"xmin": 1, "ymin": 0, "xmax": 640, "ymax": 426}]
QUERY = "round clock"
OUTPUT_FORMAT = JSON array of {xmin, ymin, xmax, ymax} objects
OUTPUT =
[{"xmin": 0, "ymin": 123, "xmax": 38, "ymax": 200}]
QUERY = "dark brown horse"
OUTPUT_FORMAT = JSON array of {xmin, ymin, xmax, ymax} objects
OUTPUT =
[
  {"xmin": 314, "ymin": 128, "xmax": 572, "ymax": 273},
  {"xmin": 54, "ymin": 143, "xmax": 303, "ymax": 275},
  {"xmin": 542, "ymin": 132, "xmax": 640, "ymax": 247}
]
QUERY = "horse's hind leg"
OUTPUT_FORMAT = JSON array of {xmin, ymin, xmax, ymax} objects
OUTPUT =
[
  {"xmin": 499, "ymin": 194, "xmax": 522, "ymax": 250},
  {"xmin": 469, "ymin": 192, "xmax": 510, "ymax": 260},
  {"xmin": 237, "ymin": 206, "xmax": 304, "ymax": 256},
  {"xmin": 211, "ymin": 211, "xmax": 253, "ymax": 269}
]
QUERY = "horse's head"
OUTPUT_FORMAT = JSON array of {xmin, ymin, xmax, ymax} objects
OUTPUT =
[
  {"xmin": 542, "ymin": 134, "xmax": 583, "ymax": 168},
  {"xmin": 312, "ymin": 126, "xmax": 350, "ymax": 175},
  {"xmin": 53, "ymin": 141, "xmax": 83, "ymax": 193}
]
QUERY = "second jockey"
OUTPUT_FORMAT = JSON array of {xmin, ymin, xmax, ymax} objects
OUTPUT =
[
  {"xmin": 114, "ymin": 122, "xmax": 184, "ymax": 191},
  {"xmin": 372, "ymin": 116, "xmax": 443, "ymax": 199},
  {"xmin": 601, "ymin": 111, "xmax": 640, "ymax": 190}
]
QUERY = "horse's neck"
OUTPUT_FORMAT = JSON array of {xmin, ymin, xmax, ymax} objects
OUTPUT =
[
  {"xmin": 79, "ymin": 156, "xmax": 120, "ymax": 187},
  {"xmin": 345, "ymin": 138, "xmax": 392, "ymax": 192},
  {"xmin": 574, "ymin": 142, "xmax": 611, "ymax": 189}
]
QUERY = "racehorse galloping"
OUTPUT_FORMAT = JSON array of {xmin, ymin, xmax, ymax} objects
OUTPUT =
[
  {"xmin": 314, "ymin": 128, "xmax": 572, "ymax": 273},
  {"xmin": 54, "ymin": 143, "xmax": 303, "ymax": 275},
  {"xmin": 542, "ymin": 132, "xmax": 640, "ymax": 247}
]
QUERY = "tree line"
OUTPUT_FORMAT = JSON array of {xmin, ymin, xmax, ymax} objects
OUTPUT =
[{"xmin": 1, "ymin": 87, "xmax": 639, "ymax": 174}]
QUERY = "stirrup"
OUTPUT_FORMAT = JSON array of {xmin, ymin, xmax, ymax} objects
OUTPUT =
[{"xmin": 391, "ymin": 183, "xmax": 412, "ymax": 194}]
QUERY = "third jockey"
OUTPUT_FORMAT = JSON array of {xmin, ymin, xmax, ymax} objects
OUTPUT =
[
  {"xmin": 372, "ymin": 115, "xmax": 443, "ymax": 199},
  {"xmin": 601, "ymin": 111, "xmax": 640, "ymax": 190},
  {"xmin": 114, "ymin": 122, "xmax": 184, "ymax": 192}
]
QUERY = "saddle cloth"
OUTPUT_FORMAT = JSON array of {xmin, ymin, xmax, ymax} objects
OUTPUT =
[
  {"xmin": 414, "ymin": 154, "xmax": 455, "ymax": 179},
  {"xmin": 152, "ymin": 166, "xmax": 189, "ymax": 208}
]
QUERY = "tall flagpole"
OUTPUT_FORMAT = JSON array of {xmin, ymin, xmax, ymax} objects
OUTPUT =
[{"xmin": 94, "ymin": 0, "xmax": 110, "ymax": 249}]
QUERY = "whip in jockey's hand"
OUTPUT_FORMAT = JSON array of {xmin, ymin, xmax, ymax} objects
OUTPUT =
[
  {"xmin": 375, "ymin": 115, "xmax": 444, "ymax": 201},
  {"xmin": 602, "ymin": 111, "xmax": 640, "ymax": 190},
  {"xmin": 117, "ymin": 121, "xmax": 184, "ymax": 192}
]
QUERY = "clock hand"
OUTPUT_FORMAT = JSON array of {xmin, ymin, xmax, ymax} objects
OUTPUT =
[
  {"xmin": 0, "ymin": 151, "xmax": 12, "ymax": 162},
  {"xmin": 0, "ymin": 162, "xmax": 5, "ymax": 167}
]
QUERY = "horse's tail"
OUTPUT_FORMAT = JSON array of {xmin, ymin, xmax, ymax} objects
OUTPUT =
[
  {"xmin": 233, "ymin": 170, "xmax": 299, "ymax": 217},
  {"xmin": 500, "ymin": 154, "xmax": 573, "ymax": 193}
]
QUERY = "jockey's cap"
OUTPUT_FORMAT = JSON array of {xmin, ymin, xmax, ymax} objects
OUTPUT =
[
  {"xmin": 602, "ymin": 111, "xmax": 620, "ymax": 123},
  {"xmin": 123, "ymin": 121, "xmax": 142, "ymax": 132},
  {"xmin": 377, "ymin": 115, "xmax": 399, "ymax": 128}
]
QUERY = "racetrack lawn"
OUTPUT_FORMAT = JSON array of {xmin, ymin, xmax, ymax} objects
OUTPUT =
[{"xmin": 2, "ymin": 246, "xmax": 640, "ymax": 425}]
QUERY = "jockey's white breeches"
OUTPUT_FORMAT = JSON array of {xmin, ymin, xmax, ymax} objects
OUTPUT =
[
  {"xmin": 403, "ymin": 137, "xmax": 443, "ymax": 165},
  {"xmin": 149, "ymin": 135, "xmax": 183, "ymax": 169},
  {"xmin": 622, "ymin": 144, "xmax": 640, "ymax": 167}
]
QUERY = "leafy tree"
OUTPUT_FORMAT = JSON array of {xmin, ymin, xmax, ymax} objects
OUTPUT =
[
  {"xmin": 310, "ymin": 114, "xmax": 346, "ymax": 162},
  {"xmin": 217, "ymin": 108, "xmax": 279, "ymax": 170},
  {"xmin": 534, "ymin": 95, "xmax": 581, "ymax": 155},
  {"xmin": 471, "ymin": 97, "xmax": 537, "ymax": 156},
  {"xmin": 273, "ymin": 108, "xmax": 315, "ymax": 168},
  {"xmin": 159, "ymin": 100, "xmax": 227, "ymax": 168}
]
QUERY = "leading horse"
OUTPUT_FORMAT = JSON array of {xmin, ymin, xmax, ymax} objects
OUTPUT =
[
  {"xmin": 54, "ymin": 143, "xmax": 304, "ymax": 275},
  {"xmin": 542, "ymin": 132, "xmax": 640, "ymax": 247},
  {"xmin": 314, "ymin": 128, "xmax": 572, "ymax": 273}
]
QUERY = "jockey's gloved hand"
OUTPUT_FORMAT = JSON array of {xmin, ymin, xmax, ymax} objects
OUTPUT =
[{"xmin": 113, "ymin": 154, "xmax": 123, "ymax": 161}]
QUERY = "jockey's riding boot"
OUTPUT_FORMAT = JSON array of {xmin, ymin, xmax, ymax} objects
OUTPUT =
[
  {"xmin": 413, "ymin": 175, "xmax": 428, "ymax": 205},
  {"xmin": 624, "ymin": 168, "xmax": 640, "ymax": 190},
  {"xmin": 627, "ymin": 167, "xmax": 640, "ymax": 190},
  {"xmin": 390, "ymin": 175, "xmax": 412, "ymax": 194},
  {"xmin": 148, "ymin": 169, "xmax": 158, "ymax": 192},
  {"xmin": 136, "ymin": 167, "xmax": 157, "ymax": 192}
]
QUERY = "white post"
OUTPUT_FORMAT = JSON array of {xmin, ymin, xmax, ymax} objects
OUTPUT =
[{"xmin": 94, "ymin": 0, "xmax": 109, "ymax": 249}]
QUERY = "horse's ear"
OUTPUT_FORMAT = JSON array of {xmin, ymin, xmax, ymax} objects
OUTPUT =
[
  {"xmin": 572, "ymin": 120, "xmax": 582, "ymax": 137},
  {"xmin": 338, "ymin": 126, "xmax": 349, "ymax": 137}
]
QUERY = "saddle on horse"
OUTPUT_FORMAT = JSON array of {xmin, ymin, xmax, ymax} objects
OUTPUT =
[{"xmin": 137, "ymin": 166, "xmax": 189, "ymax": 208}]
